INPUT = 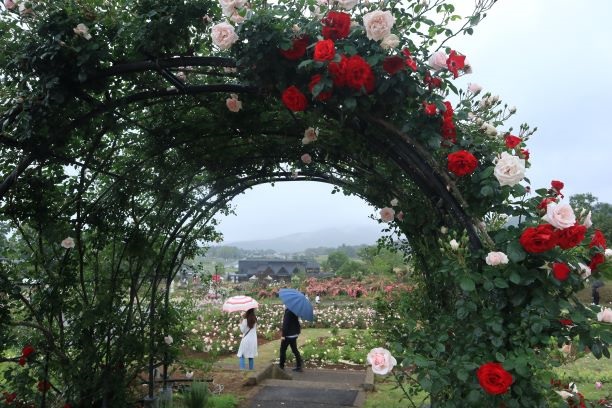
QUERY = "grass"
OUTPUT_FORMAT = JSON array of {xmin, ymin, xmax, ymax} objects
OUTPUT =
[
  {"xmin": 364, "ymin": 376, "xmax": 429, "ymax": 408},
  {"xmin": 553, "ymin": 350, "xmax": 612, "ymax": 400}
]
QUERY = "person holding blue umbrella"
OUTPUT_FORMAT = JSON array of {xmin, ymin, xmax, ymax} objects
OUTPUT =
[{"xmin": 278, "ymin": 288, "xmax": 313, "ymax": 372}]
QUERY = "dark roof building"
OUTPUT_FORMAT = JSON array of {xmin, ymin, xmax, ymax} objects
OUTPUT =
[{"xmin": 238, "ymin": 259, "xmax": 320, "ymax": 279}]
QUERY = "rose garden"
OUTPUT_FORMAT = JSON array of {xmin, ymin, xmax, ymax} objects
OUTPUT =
[{"xmin": 0, "ymin": 0, "xmax": 611, "ymax": 407}]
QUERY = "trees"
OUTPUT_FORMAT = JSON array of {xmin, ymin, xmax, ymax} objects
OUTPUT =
[{"xmin": 570, "ymin": 194, "xmax": 612, "ymax": 240}]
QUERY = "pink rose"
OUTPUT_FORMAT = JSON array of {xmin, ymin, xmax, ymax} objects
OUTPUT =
[
  {"xmin": 211, "ymin": 22, "xmax": 239, "ymax": 50},
  {"xmin": 485, "ymin": 251, "xmax": 509, "ymax": 266},
  {"xmin": 598, "ymin": 308, "xmax": 612, "ymax": 323},
  {"xmin": 73, "ymin": 23, "xmax": 92, "ymax": 40},
  {"xmin": 4, "ymin": 0, "xmax": 16, "ymax": 10},
  {"xmin": 367, "ymin": 347, "xmax": 397, "ymax": 375},
  {"xmin": 379, "ymin": 207, "xmax": 395, "ymax": 222},
  {"xmin": 302, "ymin": 127, "xmax": 318, "ymax": 145},
  {"xmin": 427, "ymin": 51, "xmax": 447, "ymax": 71},
  {"xmin": 395, "ymin": 211, "xmax": 404, "ymax": 221},
  {"xmin": 467, "ymin": 83, "xmax": 482, "ymax": 94},
  {"xmin": 362, "ymin": 10, "xmax": 395, "ymax": 41},
  {"xmin": 61, "ymin": 237, "xmax": 75, "ymax": 249},
  {"xmin": 542, "ymin": 203, "xmax": 576, "ymax": 230},
  {"xmin": 225, "ymin": 94, "xmax": 242, "ymax": 112},
  {"xmin": 301, "ymin": 153, "xmax": 312, "ymax": 164},
  {"xmin": 595, "ymin": 381, "xmax": 602, "ymax": 390}
]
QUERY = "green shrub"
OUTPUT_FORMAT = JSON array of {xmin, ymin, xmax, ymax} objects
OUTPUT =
[{"xmin": 183, "ymin": 381, "xmax": 210, "ymax": 408}]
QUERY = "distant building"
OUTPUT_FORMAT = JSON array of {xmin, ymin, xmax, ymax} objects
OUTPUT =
[{"xmin": 237, "ymin": 259, "xmax": 320, "ymax": 280}]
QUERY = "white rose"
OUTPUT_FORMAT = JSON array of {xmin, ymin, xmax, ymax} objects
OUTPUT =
[
  {"xmin": 336, "ymin": 0, "xmax": 359, "ymax": 10},
  {"xmin": 380, "ymin": 34, "xmax": 400, "ymax": 50},
  {"xmin": 605, "ymin": 248, "xmax": 612, "ymax": 258},
  {"xmin": 362, "ymin": 10, "xmax": 395, "ymax": 42},
  {"xmin": 449, "ymin": 239, "xmax": 459, "ymax": 251},
  {"xmin": 578, "ymin": 262, "xmax": 591, "ymax": 279},
  {"xmin": 440, "ymin": 226, "xmax": 448, "ymax": 234},
  {"xmin": 380, "ymin": 207, "xmax": 395, "ymax": 222},
  {"xmin": 542, "ymin": 203, "xmax": 576, "ymax": 230},
  {"xmin": 301, "ymin": 153, "xmax": 312, "ymax": 164},
  {"xmin": 73, "ymin": 23, "xmax": 92, "ymax": 40},
  {"xmin": 582, "ymin": 211, "xmax": 592, "ymax": 228},
  {"xmin": 485, "ymin": 251, "xmax": 509, "ymax": 266},
  {"xmin": 467, "ymin": 83, "xmax": 482, "ymax": 95},
  {"xmin": 302, "ymin": 127, "xmax": 318, "ymax": 145},
  {"xmin": 481, "ymin": 122, "xmax": 497, "ymax": 137},
  {"xmin": 367, "ymin": 347, "xmax": 397, "ymax": 375},
  {"xmin": 61, "ymin": 237, "xmax": 75, "ymax": 249},
  {"xmin": 427, "ymin": 51, "xmax": 447, "ymax": 71},
  {"xmin": 164, "ymin": 335, "xmax": 173, "ymax": 345},
  {"xmin": 390, "ymin": 198, "xmax": 399, "ymax": 206},
  {"xmin": 509, "ymin": 106, "xmax": 517, "ymax": 114},
  {"xmin": 211, "ymin": 22, "xmax": 239, "ymax": 50},
  {"xmin": 493, "ymin": 152, "xmax": 525, "ymax": 187}
]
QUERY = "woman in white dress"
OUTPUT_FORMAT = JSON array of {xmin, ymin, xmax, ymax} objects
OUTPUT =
[{"xmin": 237, "ymin": 308, "xmax": 258, "ymax": 370}]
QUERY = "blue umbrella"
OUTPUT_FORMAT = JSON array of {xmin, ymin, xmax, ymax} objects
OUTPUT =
[{"xmin": 279, "ymin": 288, "xmax": 314, "ymax": 321}]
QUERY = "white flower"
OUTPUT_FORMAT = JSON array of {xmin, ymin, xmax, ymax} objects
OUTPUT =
[
  {"xmin": 301, "ymin": 153, "xmax": 312, "ymax": 164},
  {"xmin": 485, "ymin": 251, "xmax": 509, "ymax": 266},
  {"xmin": 164, "ymin": 335, "xmax": 173, "ymax": 345},
  {"xmin": 226, "ymin": 94, "xmax": 242, "ymax": 112},
  {"xmin": 336, "ymin": 0, "xmax": 359, "ymax": 10},
  {"xmin": 509, "ymin": 106, "xmax": 517, "ymax": 114},
  {"xmin": 578, "ymin": 262, "xmax": 591, "ymax": 279},
  {"xmin": 556, "ymin": 390, "xmax": 574, "ymax": 400},
  {"xmin": 176, "ymin": 71, "xmax": 186, "ymax": 82},
  {"xmin": 362, "ymin": 10, "xmax": 395, "ymax": 42},
  {"xmin": 73, "ymin": 23, "xmax": 92, "ymax": 40},
  {"xmin": 605, "ymin": 248, "xmax": 612, "ymax": 258},
  {"xmin": 493, "ymin": 152, "xmax": 525, "ymax": 187},
  {"xmin": 302, "ymin": 127, "xmax": 319, "ymax": 145},
  {"xmin": 380, "ymin": 207, "xmax": 395, "ymax": 222},
  {"xmin": 440, "ymin": 226, "xmax": 448, "ymax": 234},
  {"xmin": 542, "ymin": 203, "xmax": 576, "ymax": 230},
  {"xmin": 598, "ymin": 308, "xmax": 612, "ymax": 323},
  {"xmin": 211, "ymin": 22, "xmax": 239, "ymax": 50},
  {"xmin": 380, "ymin": 34, "xmax": 400, "ymax": 50},
  {"xmin": 481, "ymin": 122, "xmax": 498, "ymax": 137},
  {"xmin": 583, "ymin": 211, "xmax": 593, "ymax": 228},
  {"xmin": 467, "ymin": 83, "xmax": 482, "ymax": 95},
  {"xmin": 449, "ymin": 239, "xmax": 460, "ymax": 251},
  {"xmin": 185, "ymin": 371, "xmax": 194, "ymax": 379},
  {"xmin": 427, "ymin": 51, "xmax": 447, "ymax": 71},
  {"xmin": 390, "ymin": 198, "xmax": 399, "ymax": 206},
  {"xmin": 366, "ymin": 347, "xmax": 397, "ymax": 375},
  {"xmin": 61, "ymin": 237, "xmax": 75, "ymax": 249}
]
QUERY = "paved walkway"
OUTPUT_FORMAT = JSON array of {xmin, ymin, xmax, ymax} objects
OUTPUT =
[{"xmin": 246, "ymin": 366, "xmax": 370, "ymax": 408}]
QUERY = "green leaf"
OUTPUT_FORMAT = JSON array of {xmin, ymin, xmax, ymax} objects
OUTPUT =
[
  {"xmin": 507, "ymin": 240, "xmax": 526, "ymax": 262},
  {"xmin": 343, "ymin": 97, "xmax": 357, "ymax": 111},
  {"xmin": 495, "ymin": 352, "xmax": 505, "ymax": 362},
  {"xmin": 460, "ymin": 277, "xmax": 476, "ymax": 292},
  {"xmin": 509, "ymin": 271, "xmax": 521, "ymax": 285}
]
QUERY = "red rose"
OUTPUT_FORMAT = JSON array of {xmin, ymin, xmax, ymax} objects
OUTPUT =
[
  {"xmin": 504, "ymin": 135, "xmax": 522, "ymax": 149},
  {"xmin": 328, "ymin": 54, "xmax": 348, "ymax": 87},
  {"xmin": 589, "ymin": 253, "xmax": 605, "ymax": 271},
  {"xmin": 424, "ymin": 75, "xmax": 442, "ymax": 89},
  {"xmin": 281, "ymin": 86, "xmax": 308, "ymax": 112},
  {"xmin": 551, "ymin": 180, "xmax": 564, "ymax": 192},
  {"xmin": 422, "ymin": 102, "xmax": 437, "ymax": 116},
  {"xmin": 308, "ymin": 74, "xmax": 332, "ymax": 101},
  {"xmin": 556, "ymin": 225, "xmax": 587, "ymax": 249},
  {"xmin": 344, "ymin": 55, "xmax": 375, "ymax": 93},
  {"xmin": 19, "ymin": 356, "xmax": 26, "ymax": 366},
  {"xmin": 447, "ymin": 150, "xmax": 478, "ymax": 176},
  {"xmin": 559, "ymin": 318, "xmax": 573, "ymax": 326},
  {"xmin": 520, "ymin": 149, "xmax": 530, "ymax": 160},
  {"xmin": 402, "ymin": 49, "xmax": 418, "ymax": 71},
  {"xmin": 313, "ymin": 39, "xmax": 335, "ymax": 62},
  {"xmin": 22, "ymin": 344, "xmax": 35, "ymax": 358},
  {"xmin": 476, "ymin": 362, "xmax": 513, "ymax": 395},
  {"xmin": 446, "ymin": 50, "xmax": 466, "ymax": 78},
  {"xmin": 322, "ymin": 11, "xmax": 351, "ymax": 40},
  {"xmin": 552, "ymin": 262, "xmax": 571, "ymax": 281},
  {"xmin": 519, "ymin": 224, "xmax": 557, "ymax": 253},
  {"xmin": 537, "ymin": 197, "xmax": 556, "ymax": 211},
  {"xmin": 3, "ymin": 392, "xmax": 17, "ymax": 403},
  {"xmin": 37, "ymin": 380, "xmax": 51, "ymax": 392},
  {"xmin": 442, "ymin": 101, "xmax": 453, "ymax": 118},
  {"xmin": 279, "ymin": 36, "xmax": 309, "ymax": 60},
  {"xmin": 589, "ymin": 229, "xmax": 607, "ymax": 250},
  {"xmin": 383, "ymin": 56, "xmax": 405, "ymax": 75}
]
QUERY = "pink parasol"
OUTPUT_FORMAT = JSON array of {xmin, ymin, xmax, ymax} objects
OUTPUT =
[{"xmin": 222, "ymin": 295, "xmax": 259, "ymax": 312}]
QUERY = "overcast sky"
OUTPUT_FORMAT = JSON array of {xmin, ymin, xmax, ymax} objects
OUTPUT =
[{"xmin": 215, "ymin": 0, "xmax": 612, "ymax": 243}]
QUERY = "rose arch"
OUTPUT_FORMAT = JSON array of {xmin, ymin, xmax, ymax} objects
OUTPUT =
[{"xmin": 0, "ymin": 0, "xmax": 610, "ymax": 407}]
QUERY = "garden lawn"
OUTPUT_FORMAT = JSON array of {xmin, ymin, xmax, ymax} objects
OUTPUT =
[
  {"xmin": 553, "ymin": 350, "xmax": 612, "ymax": 401},
  {"xmin": 213, "ymin": 328, "xmax": 354, "ymax": 369}
]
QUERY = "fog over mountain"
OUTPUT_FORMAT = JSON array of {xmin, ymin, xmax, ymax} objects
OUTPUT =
[{"xmin": 224, "ymin": 224, "xmax": 384, "ymax": 253}]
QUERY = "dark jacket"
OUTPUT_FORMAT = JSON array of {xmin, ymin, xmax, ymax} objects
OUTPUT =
[{"xmin": 281, "ymin": 309, "xmax": 301, "ymax": 337}]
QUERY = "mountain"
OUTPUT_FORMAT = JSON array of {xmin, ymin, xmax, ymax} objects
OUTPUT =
[{"xmin": 224, "ymin": 224, "xmax": 384, "ymax": 252}]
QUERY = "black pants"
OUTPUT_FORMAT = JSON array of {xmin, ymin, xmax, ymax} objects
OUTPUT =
[
  {"xmin": 279, "ymin": 337, "xmax": 302, "ymax": 369},
  {"xmin": 593, "ymin": 289, "xmax": 600, "ymax": 305}
]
